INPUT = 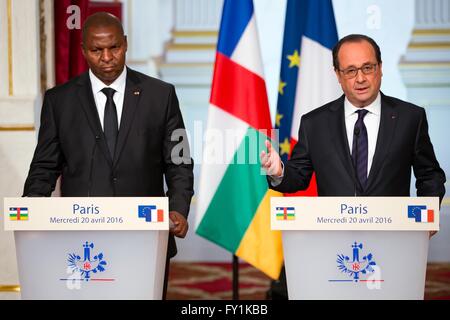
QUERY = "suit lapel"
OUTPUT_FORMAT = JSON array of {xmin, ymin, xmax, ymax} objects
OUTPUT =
[
  {"xmin": 328, "ymin": 95, "xmax": 357, "ymax": 183},
  {"xmin": 366, "ymin": 93, "xmax": 398, "ymax": 191},
  {"xmin": 76, "ymin": 73, "xmax": 113, "ymax": 167},
  {"xmin": 113, "ymin": 69, "xmax": 142, "ymax": 166}
]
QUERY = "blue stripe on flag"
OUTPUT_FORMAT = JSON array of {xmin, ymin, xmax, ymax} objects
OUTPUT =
[
  {"xmin": 275, "ymin": 0, "xmax": 308, "ymax": 154},
  {"xmin": 276, "ymin": 0, "xmax": 338, "ymax": 161},
  {"xmin": 304, "ymin": 0, "xmax": 338, "ymax": 50},
  {"xmin": 407, "ymin": 205, "xmax": 426, "ymax": 219},
  {"xmin": 217, "ymin": 0, "xmax": 254, "ymax": 58}
]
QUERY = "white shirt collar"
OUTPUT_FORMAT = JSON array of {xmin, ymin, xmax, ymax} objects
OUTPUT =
[
  {"xmin": 89, "ymin": 67, "xmax": 127, "ymax": 95},
  {"xmin": 344, "ymin": 92, "xmax": 381, "ymax": 118}
]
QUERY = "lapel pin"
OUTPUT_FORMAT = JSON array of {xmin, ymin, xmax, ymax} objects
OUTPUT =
[{"xmin": 134, "ymin": 90, "xmax": 140, "ymax": 96}]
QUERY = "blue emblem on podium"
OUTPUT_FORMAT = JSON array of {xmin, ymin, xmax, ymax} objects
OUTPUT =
[
  {"xmin": 331, "ymin": 242, "xmax": 378, "ymax": 283},
  {"xmin": 66, "ymin": 242, "xmax": 109, "ymax": 282}
]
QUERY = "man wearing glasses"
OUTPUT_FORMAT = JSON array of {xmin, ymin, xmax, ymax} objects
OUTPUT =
[{"xmin": 261, "ymin": 33, "xmax": 445, "ymax": 211}]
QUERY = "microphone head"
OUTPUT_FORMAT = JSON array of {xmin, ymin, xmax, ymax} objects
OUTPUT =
[{"xmin": 354, "ymin": 127, "xmax": 360, "ymax": 136}]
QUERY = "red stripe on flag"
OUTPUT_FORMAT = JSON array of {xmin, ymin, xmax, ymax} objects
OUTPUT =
[
  {"xmin": 428, "ymin": 210, "xmax": 434, "ymax": 223},
  {"xmin": 284, "ymin": 138, "xmax": 318, "ymax": 197},
  {"xmin": 157, "ymin": 209, "xmax": 164, "ymax": 222},
  {"xmin": 90, "ymin": 279, "xmax": 115, "ymax": 282},
  {"xmin": 283, "ymin": 207, "xmax": 287, "ymax": 220},
  {"xmin": 17, "ymin": 208, "xmax": 21, "ymax": 221},
  {"xmin": 210, "ymin": 52, "xmax": 272, "ymax": 132}
]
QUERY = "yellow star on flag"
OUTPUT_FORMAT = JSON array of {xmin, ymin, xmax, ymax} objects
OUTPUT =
[
  {"xmin": 280, "ymin": 138, "xmax": 291, "ymax": 156},
  {"xmin": 287, "ymin": 50, "xmax": 300, "ymax": 68},
  {"xmin": 278, "ymin": 80, "xmax": 287, "ymax": 95},
  {"xmin": 275, "ymin": 113, "xmax": 284, "ymax": 127}
]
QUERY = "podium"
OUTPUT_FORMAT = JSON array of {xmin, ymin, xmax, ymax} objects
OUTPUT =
[
  {"xmin": 271, "ymin": 197, "xmax": 439, "ymax": 300},
  {"xmin": 3, "ymin": 197, "xmax": 169, "ymax": 300}
]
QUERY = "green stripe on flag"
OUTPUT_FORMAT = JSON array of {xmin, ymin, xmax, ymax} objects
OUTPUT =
[{"xmin": 197, "ymin": 128, "xmax": 268, "ymax": 253}]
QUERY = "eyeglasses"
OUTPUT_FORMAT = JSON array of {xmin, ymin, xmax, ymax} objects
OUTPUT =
[{"xmin": 338, "ymin": 63, "xmax": 378, "ymax": 79}]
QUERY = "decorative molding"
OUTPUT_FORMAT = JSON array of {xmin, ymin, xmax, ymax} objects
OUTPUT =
[
  {"xmin": 415, "ymin": 0, "xmax": 450, "ymax": 28},
  {"xmin": 402, "ymin": 83, "xmax": 450, "ymax": 88},
  {"xmin": 408, "ymin": 42, "xmax": 450, "ymax": 49},
  {"xmin": 39, "ymin": 0, "xmax": 47, "ymax": 94},
  {"xmin": 399, "ymin": 62, "xmax": 450, "ymax": 67},
  {"xmin": 172, "ymin": 30, "xmax": 218, "ymax": 37},
  {"xmin": 167, "ymin": 43, "xmax": 216, "ymax": 51},
  {"xmin": 175, "ymin": 0, "xmax": 222, "ymax": 31},
  {"xmin": 0, "ymin": 126, "xmax": 35, "ymax": 131},
  {"xmin": 158, "ymin": 62, "xmax": 212, "ymax": 68},
  {"xmin": 7, "ymin": 0, "xmax": 13, "ymax": 96},
  {"xmin": 0, "ymin": 285, "xmax": 20, "ymax": 293},
  {"xmin": 413, "ymin": 29, "xmax": 450, "ymax": 35}
]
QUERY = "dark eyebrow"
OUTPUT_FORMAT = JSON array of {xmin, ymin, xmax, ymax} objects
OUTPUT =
[{"xmin": 343, "ymin": 62, "xmax": 374, "ymax": 69}]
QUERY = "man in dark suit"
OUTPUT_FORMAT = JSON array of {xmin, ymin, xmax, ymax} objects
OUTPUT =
[
  {"xmin": 23, "ymin": 13, "xmax": 194, "ymax": 296},
  {"xmin": 262, "ymin": 34, "xmax": 445, "ymax": 201},
  {"xmin": 261, "ymin": 34, "xmax": 446, "ymax": 298}
]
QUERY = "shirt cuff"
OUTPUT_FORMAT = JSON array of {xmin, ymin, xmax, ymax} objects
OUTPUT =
[{"xmin": 268, "ymin": 162, "xmax": 285, "ymax": 187}]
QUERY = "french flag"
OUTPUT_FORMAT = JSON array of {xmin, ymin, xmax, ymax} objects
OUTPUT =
[
  {"xmin": 419, "ymin": 209, "xmax": 435, "ymax": 223},
  {"xmin": 408, "ymin": 205, "xmax": 435, "ymax": 223},
  {"xmin": 138, "ymin": 205, "xmax": 164, "ymax": 223},
  {"xmin": 275, "ymin": 0, "xmax": 342, "ymax": 196}
]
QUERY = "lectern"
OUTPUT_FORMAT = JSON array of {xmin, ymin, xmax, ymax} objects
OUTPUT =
[
  {"xmin": 271, "ymin": 197, "xmax": 439, "ymax": 300},
  {"xmin": 4, "ymin": 197, "xmax": 169, "ymax": 300}
]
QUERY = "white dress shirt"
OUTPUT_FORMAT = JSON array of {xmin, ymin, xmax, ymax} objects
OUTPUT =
[
  {"xmin": 89, "ymin": 67, "xmax": 127, "ymax": 130},
  {"xmin": 270, "ymin": 92, "xmax": 382, "ymax": 185}
]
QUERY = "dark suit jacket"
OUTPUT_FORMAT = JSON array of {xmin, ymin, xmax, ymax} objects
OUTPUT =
[
  {"xmin": 270, "ymin": 93, "xmax": 446, "ymax": 201},
  {"xmin": 23, "ymin": 68, "xmax": 194, "ymax": 257}
]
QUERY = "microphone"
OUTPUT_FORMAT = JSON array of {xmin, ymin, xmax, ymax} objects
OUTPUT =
[
  {"xmin": 87, "ymin": 135, "xmax": 100, "ymax": 197},
  {"xmin": 352, "ymin": 126, "xmax": 360, "ymax": 196}
]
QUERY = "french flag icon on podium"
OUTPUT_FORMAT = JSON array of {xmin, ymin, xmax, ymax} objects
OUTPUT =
[
  {"xmin": 138, "ymin": 205, "xmax": 164, "ymax": 223},
  {"xmin": 408, "ymin": 205, "xmax": 434, "ymax": 223}
]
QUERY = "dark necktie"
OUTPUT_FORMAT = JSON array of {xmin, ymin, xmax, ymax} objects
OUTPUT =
[
  {"xmin": 352, "ymin": 109, "xmax": 369, "ymax": 190},
  {"xmin": 101, "ymin": 88, "xmax": 118, "ymax": 158}
]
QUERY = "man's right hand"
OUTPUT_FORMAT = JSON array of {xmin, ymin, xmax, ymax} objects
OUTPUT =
[{"xmin": 260, "ymin": 140, "xmax": 283, "ymax": 177}]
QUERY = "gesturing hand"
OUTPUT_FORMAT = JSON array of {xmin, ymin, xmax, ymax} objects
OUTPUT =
[{"xmin": 260, "ymin": 140, "xmax": 283, "ymax": 177}]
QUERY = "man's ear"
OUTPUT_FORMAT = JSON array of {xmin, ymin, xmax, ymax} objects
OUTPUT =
[{"xmin": 124, "ymin": 35, "xmax": 128, "ymax": 52}]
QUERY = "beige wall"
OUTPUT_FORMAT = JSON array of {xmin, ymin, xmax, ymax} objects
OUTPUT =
[{"xmin": 0, "ymin": 0, "xmax": 41, "ymax": 298}]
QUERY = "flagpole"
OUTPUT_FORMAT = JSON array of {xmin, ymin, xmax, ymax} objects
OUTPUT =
[{"xmin": 232, "ymin": 254, "xmax": 239, "ymax": 300}]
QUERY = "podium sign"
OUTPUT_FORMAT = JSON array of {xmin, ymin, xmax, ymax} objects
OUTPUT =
[
  {"xmin": 3, "ymin": 197, "xmax": 169, "ymax": 300},
  {"xmin": 271, "ymin": 197, "xmax": 439, "ymax": 300},
  {"xmin": 4, "ymin": 197, "xmax": 169, "ymax": 231}
]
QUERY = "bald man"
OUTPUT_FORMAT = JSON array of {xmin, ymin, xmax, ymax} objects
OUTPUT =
[{"xmin": 23, "ymin": 13, "xmax": 194, "ymax": 295}]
